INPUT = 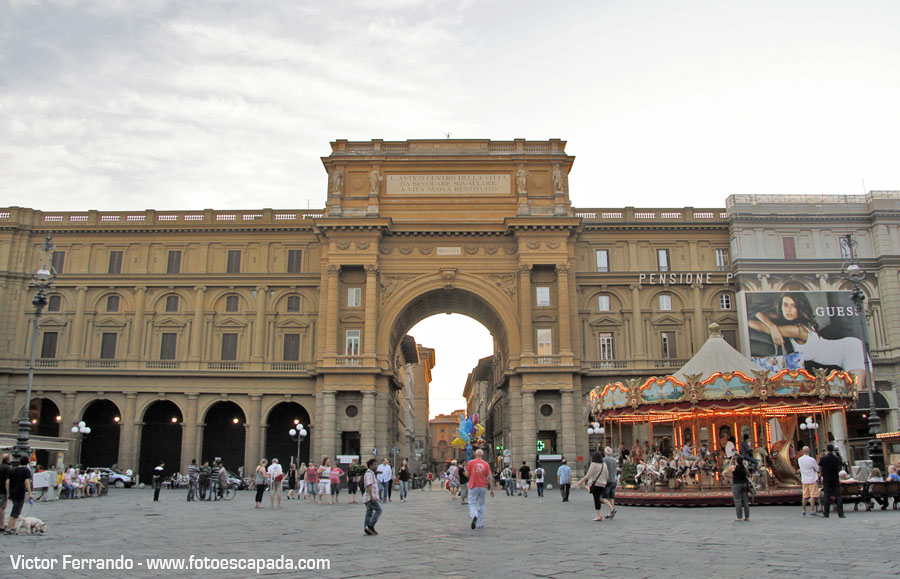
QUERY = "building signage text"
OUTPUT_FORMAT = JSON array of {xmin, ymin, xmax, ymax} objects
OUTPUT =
[
  {"xmin": 386, "ymin": 174, "xmax": 510, "ymax": 196},
  {"xmin": 638, "ymin": 272, "xmax": 734, "ymax": 286},
  {"xmin": 436, "ymin": 247, "xmax": 462, "ymax": 256}
]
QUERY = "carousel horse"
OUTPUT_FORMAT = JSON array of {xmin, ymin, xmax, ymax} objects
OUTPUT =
[
  {"xmin": 635, "ymin": 452, "xmax": 667, "ymax": 488},
  {"xmin": 770, "ymin": 440, "xmax": 802, "ymax": 486},
  {"xmin": 752, "ymin": 446, "xmax": 773, "ymax": 489}
]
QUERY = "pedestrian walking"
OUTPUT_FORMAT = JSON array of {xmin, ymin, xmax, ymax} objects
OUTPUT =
[
  {"xmin": 557, "ymin": 459, "xmax": 572, "ymax": 502},
  {"xmin": 152, "ymin": 460, "xmax": 165, "ymax": 502},
  {"xmin": 217, "ymin": 461, "xmax": 229, "ymax": 500},
  {"xmin": 3, "ymin": 456, "xmax": 33, "ymax": 535},
  {"xmin": 798, "ymin": 446, "xmax": 820, "ymax": 516},
  {"xmin": 198, "ymin": 461, "xmax": 210, "ymax": 500},
  {"xmin": 517, "ymin": 461, "xmax": 531, "ymax": 497},
  {"xmin": 819, "ymin": 444, "xmax": 845, "ymax": 518},
  {"xmin": 297, "ymin": 461, "xmax": 307, "ymax": 499},
  {"xmin": 0, "ymin": 453, "xmax": 11, "ymax": 530},
  {"xmin": 305, "ymin": 461, "xmax": 320, "ymax": 503},
  {"xmin": 466, "ymin": 449, "xmax": 495, "ymax": 529},
  {"xmin": 287, "ymin": 461, "xmax": 297, "ymax": 500},
  {"xmin": 397, "ymin": 459, "xmax": 411, "ymax": 502},
  {"xmin": 330, "ymin": 461, "xmax": 344, "ymax": 504},
  {"xmin": 535, "ymin": 464, "xmax": 545, "ymax": 498},
  {"xmin": 427, "ymin": 471, "xmax": 433, "ymax": 490},
  {"xmin": 458, "ymin": 463, "xmax": 469, "ymax": 504},
  {"xmin": 447, "ymin": 460, "xmax": 459, "ymax": 498},
  {"xmin": 318, "ymin": 457, "xmax": 333, "ymax": 505},
  {"xmin": 602, "ymin": 447, "xmax": 618, "ymax": 519},
  {"xmin": 208, "ymin": 460, "xmax": 221, "ymax": 501},
  {"xmin": 577, "ymin": 451, "xmax": 609, "ymax": 521},
  {"xmin": 254, "ymin": 459, "xmax": 268, "ymax": 508},
  {"xmin": 348, "ymin": 458, "xmax": 362, "ymax": 504},
  {"xmin": 187, "ymin": 459, "xmax": 199, "ymax": 502},
  {"xmin": 363, "ymin": 458, "xmax": 382, "ymax": 535},
  {"xmin": 377, "ymin": 458, "xmax": 393, "ymax": 502},
  {"xmin": 729, "ymin": 455, "xmax": 751, "ymax": 522},
  {"xmin": 268, "ymin": 458, "xmax": 284, "ymax": 509}
]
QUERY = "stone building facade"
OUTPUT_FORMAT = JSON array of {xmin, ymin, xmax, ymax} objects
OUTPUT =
[{"xmin": 1, "ymin": 139, "xmax": 898, "ymax": 479}]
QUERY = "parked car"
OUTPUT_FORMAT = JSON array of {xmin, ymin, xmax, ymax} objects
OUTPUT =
[
  {"xmin": 91, "ymin": 467, "xmax": 135, "ymax": 488},
  {"xmin": 226, "ymin": 470, "xmax": 248, "ymax": 490}
]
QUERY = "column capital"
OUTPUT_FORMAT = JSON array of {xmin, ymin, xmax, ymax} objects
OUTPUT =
[
  {"xmin": 249, "ymin": 394, "xmax": 262, "ymax": 402},
  {"xmin": 187, "ymin": 393, "xmax": 199, "ymax": 401},
  {"xmin": 363, "ymin": 390, "xmax": 377, "ymax": 397},
  {"xmin": 193, "ymin": 285, "xmax": 207, "ymax": 293},
  {"xmin": 125, "ymin": 392, "xmax": 138, "ymax": 399},
  {"xmin": 327, "ymin": 264, "xmax": 341, "ymax": 276},
  {"xmin": 629, "ymin": 284, "xmax": 641, "ymax": 291},
  {"xmin": 75, "ymin": 286, "xmax": 88, "ymax": 293},
  {"xmin": 555, "ymin": 264, "xmax": 570, "ymax": 275},
  {"xmin": 517, "ymin": 263, "xmax": 533, "ymax": 275},
  {"xmin": 255, "ymin": 285, "xmax": 269, "ymax": 293},
  {"xmin": 365, "ymin": 263, "xmax": 379, "ymax": 275},
  {"xmin": 135, "ymin": 286, "xmax": 148, "ymax": 293}
]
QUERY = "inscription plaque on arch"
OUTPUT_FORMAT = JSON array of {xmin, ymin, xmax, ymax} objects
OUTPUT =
[{"xmin": 386, "ymin": 174, "xmax": 511, "ymax": 196}]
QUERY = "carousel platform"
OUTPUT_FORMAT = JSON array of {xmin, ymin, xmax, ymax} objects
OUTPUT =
[{"xmin": 615, "ymin": 486, "xmax": 802, "ymax": 507}]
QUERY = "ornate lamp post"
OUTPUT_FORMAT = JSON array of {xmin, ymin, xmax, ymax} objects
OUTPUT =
[
  {"xmin": 840, "ymin": 233, "xmax": 884, "ymax": 470},
  {"xmin": 288, "ymin": 421, "xmax": 308, "ymax": 468},
  {"xmin": 799, "ymin": 416, "xmax": 819, "ymax": 453},
  {"xmin": 587, "ymin": 421, "xmax": 605, "ymax": 452},
  {"xmin": 14, "ymin": 236, "xmax": 57, "ymax": 460},
  {"xmin": 71, "ymin": 421, "xmax": 91, "ymax": 466}
]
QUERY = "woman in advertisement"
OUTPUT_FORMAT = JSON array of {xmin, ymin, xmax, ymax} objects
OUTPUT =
[{"xmin": 748, "ymin": 293, "xmax": 867, "ymax": 385}]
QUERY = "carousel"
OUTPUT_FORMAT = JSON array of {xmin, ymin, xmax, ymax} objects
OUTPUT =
[{"xmin": 589, "ymin": 323, "xmax": 858, "ymax": 506}]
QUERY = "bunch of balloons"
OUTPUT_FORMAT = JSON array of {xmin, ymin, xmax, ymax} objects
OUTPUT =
[{"xmin": 451, "ymin": 412, "xmax": 486, "ymax": 461}]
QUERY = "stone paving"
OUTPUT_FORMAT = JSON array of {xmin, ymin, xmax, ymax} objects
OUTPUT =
[{"xmin": 1, "ymin": 485, "xmax": 898, "ymax": 578}]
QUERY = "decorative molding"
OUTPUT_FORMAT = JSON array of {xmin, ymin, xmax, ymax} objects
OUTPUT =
[
  {"xmin": 356, "ymin": 241, "xmax": 370, "ymax": 250},
  {"xmin": 380, "ymin": 274, "xmax": 417, "ymax": 304},
  {"xmin": 488, "ymin": 273, "xmax": 516, "ymax": 298},
  {"xmin": 418, "ymin": 245, "xmax": 433, "ymax": 255}
]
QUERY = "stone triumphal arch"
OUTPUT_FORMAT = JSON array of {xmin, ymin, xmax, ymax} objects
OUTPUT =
[{"xmin": 313, "ymin": 139, "xmax": 583, "ymax": 468}]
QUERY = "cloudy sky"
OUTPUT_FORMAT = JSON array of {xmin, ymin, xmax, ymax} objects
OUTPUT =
[{"xmin": 3, "ymin": 1, "xmax": 899, "ymax": 416}]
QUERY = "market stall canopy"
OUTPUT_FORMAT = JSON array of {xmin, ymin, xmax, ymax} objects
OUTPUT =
[{"xmin": 673, "ymin": 323, "xmax": 766, "ymax": 382}]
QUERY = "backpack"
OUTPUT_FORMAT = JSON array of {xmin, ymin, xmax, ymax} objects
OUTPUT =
[{"xmin": 536, "ymin": 468, "xmax": 544, "ymax": 478}]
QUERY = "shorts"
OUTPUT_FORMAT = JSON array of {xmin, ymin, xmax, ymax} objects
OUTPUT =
[
  {"xmin": 601, "ymin": 483, "xmax": 616, "ymax": 500},
  {"xmin": 518, "ymin": 480, "xmax": 529, "ymax": 489},
  {"xmin": 10, "ymin": 499, "xmax": 25, "ymax": 518},
  {"xmin": 802, "ymin": 482, "xmax": 819, "ymax": 499},
  {"xmin": 319, "ymin": 481, "xmax": 331, "ymax": 495},
  {"xmin": 0, "ymin": 494, "xmax": 7, "ymax": 510}
]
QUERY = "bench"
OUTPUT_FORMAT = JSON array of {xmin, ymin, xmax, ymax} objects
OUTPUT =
[{"xmin": 862, "ymin": 481, "xmax": 900, "ymax": 511}]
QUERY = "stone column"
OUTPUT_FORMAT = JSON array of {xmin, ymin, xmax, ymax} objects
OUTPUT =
[
  {"xmin": 374, "ymin": 389, "xmax": 389, "ymax": 460},
  {"xmin": 518, "ymin": 264, "xmax": 533, "ymax": 356},
  {"xmin": 630, "ymin": 285, "xmax": 645, "ymax": 359},
  {"xmin": 628, "ymin": 241, "xmax": 639, "ymax": 271},
  {"xmin": 325, "ymin": 265, "xmax": 340, "ymax": 361},
  {"xmin": 361, "ymin": 391, "xmax": 376, "ymax": 458},
  {"xmin": 189, "ymin": 286, "xmax": 206, "ymax": 361},
  {"xmin": 692, "ymin": 285, "xmax": 705, "ymax": 354},
  {"xmin": 132, "ymin": 422, "xmax": 144, "ymax": 481},
  {"xmin": 556, "ymin": 264, "xmax": 573, "ymax": 357},
  {"xmin": 182, "ymin": 394, "xmax": 200, "ymax": 470},
  {"xmin": 560, "ymin": 389, "xmax": 577, "ymax": 462},
  {"xmin": 320, "ymin": 390, "xmax": 337, "ymax": 460},
  {"xmin": 509, "ymin": 385, "xmax": 523, "ymax": 465},
  {"xmin": 67, "ymin": 286, "xmax": 88, "ymax": 358},
  {"xmin": 364, "ymin": 264, "xmax": 378, "ymax": 363},
  {"xmin": 522, "ymin": 391, "xmax": 536, "ymax": 466},
  {"xmin": 245, "ymin": 395, "xmax": 262, "ymax": 474},
  {"xmin": 128, "ymin": 286, "xmax": 147, "ymax": 359},
  {"xmin": 63, "ymin": 393, "xmax": 77, "ymax": 464},
  {"xmin": 251, "ymin": 286, "xmax": 268, "ymax": 361},
  {"xmin": 118, "ymin": 393, "xmax": 138, "ymax": 471},
  {"xmin": 829, "ymin": 412, "xmax": 850, "ymax": 460}
]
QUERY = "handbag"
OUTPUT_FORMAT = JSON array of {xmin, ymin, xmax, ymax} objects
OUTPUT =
[
  {"xmin": 751, "ymin": 345, "xmax": 803, "ymax": 372},
  {"xmin": 586, "ymin": 463, "xmax": 606, "ymax": 492}
]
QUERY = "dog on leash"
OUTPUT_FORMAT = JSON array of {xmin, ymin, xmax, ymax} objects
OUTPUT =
[{"xmin": 15, "ymin": 517, "xmax": 46, "ymax": 534}]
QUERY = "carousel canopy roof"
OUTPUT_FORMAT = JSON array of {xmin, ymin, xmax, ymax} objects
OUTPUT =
[{"xmin": 672, "ymin": 323, "xmax": 765, "ymax": 382}]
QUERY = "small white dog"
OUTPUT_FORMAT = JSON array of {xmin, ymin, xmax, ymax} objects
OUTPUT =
[{"xmin": 15, "ymin": 517, "xmax": 46, "ymax": 535}]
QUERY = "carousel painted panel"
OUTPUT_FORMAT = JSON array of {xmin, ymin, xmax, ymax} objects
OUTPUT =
[
  {"xmin": 639, "ymin": 377, "xmax": 685, "ymax": 404},
  {"xmin": 700, "ymin": 371, "xmax": 756, "ymax": 401}
]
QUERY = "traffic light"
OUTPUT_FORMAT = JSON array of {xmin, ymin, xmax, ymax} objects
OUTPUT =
[
  {"xmin": 495, "ymin": 444, "xmax": 504, "ymax": 451},
  {"xmin": 536, "ymin": 440, "xmax": 546, "ymax": 452}
]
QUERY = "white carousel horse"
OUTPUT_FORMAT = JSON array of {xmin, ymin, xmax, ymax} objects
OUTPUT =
[{"xmin": 635, "ymin": 452, "xmax": 667, "ymax": 487}]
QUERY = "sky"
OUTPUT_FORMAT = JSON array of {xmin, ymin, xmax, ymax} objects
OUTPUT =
[{"xmin": 3, "ymin": 0, "xmax": 899, "ymax": 415}]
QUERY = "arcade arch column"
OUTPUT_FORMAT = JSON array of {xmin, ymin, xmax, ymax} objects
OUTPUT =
[
  {"xmin": 118, "ymin": 393, "xmax": 138, "ymax": 471},
  {"xmin": 560, "ymin": 389, "xmax": 577, "ymax": 463},
  {"xmin": 361, "ymin": 391, "xmax": 376, "ymax": 458},
  {"xmin": 245, "ymin": 395, "xmax": 262, "ymax": 473},
  {"xmin": 182, "ymin": 394, "xmax": 200, "ymax": 470}
]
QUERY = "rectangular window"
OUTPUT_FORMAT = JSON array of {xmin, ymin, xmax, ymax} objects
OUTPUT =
[
  {"xmin": 657, "ymin": 249, "xmax": 670, "ymax": 272},
  {"xmin": 51, "ymin": 251, "xmax": 66, "ymax": 274},
  {"xmin": 108, "ymin": 251, "xmax": 123, "ymax": 274},
  {"xmin": 225, "ymin": 295, "xmax": 239, "ymax": 312},
  {"xmin": 221, "ymin": 333, "xmax": 238, "ymax": 360},
  {"xmin": 160, "ymin": 333, "xmax": 177, "ymax": 360},
  {"xmin": 715, "ymin": 248, "xmax": 729, "ymax": 271},
  {"xmin": 165, "ymin": 295, "xmax": 179, "ymax": 313},
  {"xmin": 287, "ymin": 250, "xmax": 302, "ymax": 274},
  {"xmin": 100, "ymin": 333, "xmax": 118, "ymax": 359},
  {"xmin": 595, "ymin": 249, "xmax": 609, "ymax": 272},
  {"xmin": 599, "ymin": 333, "xmax": 614, "ymax": 361},
  {"xmin": 226, "ymin": 250, "xmax": 241, "ymax": 273},
  {"xmin": 41, "ymin": 332, "xmax": 58, "ymax": 359},
  {"xmin": 345, "ymin": 330, "xmax": 361, "ymax": 356},
  {"xmin": 167, "ymin": 250, "xmax": 182, "ymax": 274},
  {"xmin": 661, "ymin": 331, "xmax": 677, "ymax": 359},
  {"xmin": 782, "ymin": 237, "xmax": 796, "ymax": 260},
  {"xmin": 721, "ymin": 329, "xmax": 738, "ymax": 350},
  {"xmin": 597, "ymin": 295, "xmax": 610, "ymax": 312},
  {"xmin": 283, "ymin": 333, "xmax": 300, "ymax": 361},
  {"xmin": 536, "ymin": 329, "xmax": 552, "ymax": 356},
  {"xmin": 47, "ymin": 295, "xmax": 61, "ymax": 312},
  {"xmin": 347, "ymin": 287, "xmax": 361, "ymax": 308},
  {"xmin": 659, "ymin": 294, "xmax": 672, "ymax": 311},
  {"xmin": 719, "ymin": 293, "xmax": 733, "ymax": 310},
  {"xmin": 286, "ymin": 295, "xmax": 300, "ymax": 312},
  {"xmin": 106, "ymin": 295, "xmax": 119, "ymax": 312},
  {"xmin": 536, "ymin": 286, "xmax": 551, "ymax": 307}
]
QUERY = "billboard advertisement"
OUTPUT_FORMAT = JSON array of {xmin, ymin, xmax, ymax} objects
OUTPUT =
[{"xmin": 743, "ymin": 291, "xmax": 867, "ymax": 378}]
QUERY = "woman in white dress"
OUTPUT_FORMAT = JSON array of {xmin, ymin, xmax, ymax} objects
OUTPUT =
[
  {"xmin": 318, "ymin": 457, "xmax": 333, "ymax": 505},
  {"xmin": 749, "ymin": 293, "xmax": 866, "ymax": 385}
]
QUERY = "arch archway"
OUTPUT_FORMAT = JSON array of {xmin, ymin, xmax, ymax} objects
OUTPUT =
[
  {"xmin": 265, "ymin": 402, "xmax": 311, "ymax": 467},
  {"xmin": 139, "ymin": 400, "xmax": 183, "ymax": 483},
  {"xmin": 27, "ymin": 397, "xmax": 61, "ymax": 467},
  {"xmin": 201, "ymin": 401, "xmax": 246, "ymax": 474},
  {"xmin": 80, "ymin": 399, "xmax": 121, "ymax": 468}
]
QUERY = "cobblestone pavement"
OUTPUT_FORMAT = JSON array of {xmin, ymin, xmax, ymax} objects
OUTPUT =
[{"xmin": 2, "ymin": 485, "xmax": 898, "ymax": 578}]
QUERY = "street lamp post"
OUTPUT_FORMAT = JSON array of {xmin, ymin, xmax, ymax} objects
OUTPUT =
[
  {"xmin": 840, "ymin": 233, "xmax": 884, "ymax": 471},
  {"xmin": 288, "ymin": 423, "xmax": 308, "ymax": 468},
  {"xmin": 587, "ymin": 421, "xmax": 605, "ymax": 452},
  {"xmin": 71, "ymin": 421, "xmax": 91, "ymax": 466},
  {"xmin": 14, "ymin": 236, "xmax": 57, "ymax": 460},
  {"xmin": 799, "ymin": 416, "xmax": 819, "ymax": 454}
]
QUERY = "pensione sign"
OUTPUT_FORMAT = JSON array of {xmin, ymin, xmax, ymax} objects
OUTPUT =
[{"xmin": 638, "ymin": 272, "xmax": 734, "ymax": 286}]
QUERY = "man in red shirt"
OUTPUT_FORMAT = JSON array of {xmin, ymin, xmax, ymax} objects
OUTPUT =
[{"xmin": 465, "ymin": 449, "xmax": 495, "ymax": 530}]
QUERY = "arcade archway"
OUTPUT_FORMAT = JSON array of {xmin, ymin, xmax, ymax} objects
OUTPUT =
[
  {"xmin": 28, "ymin": 397, "xmax": 61, "ymax": 467},
  {"xmin": 201, "ymin": 401, "xmax": 246, "ymax": 474},
  {"xmin": 79, "ymin": 399, "xmax": 121, "ymax": 468},
  {"xmin": 139, "ymin": 400, "xmax": 183, "ymax": 483},
  {"xmin": 265, "ymin": 402, "xmax": 311, "ymax": 468}
]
